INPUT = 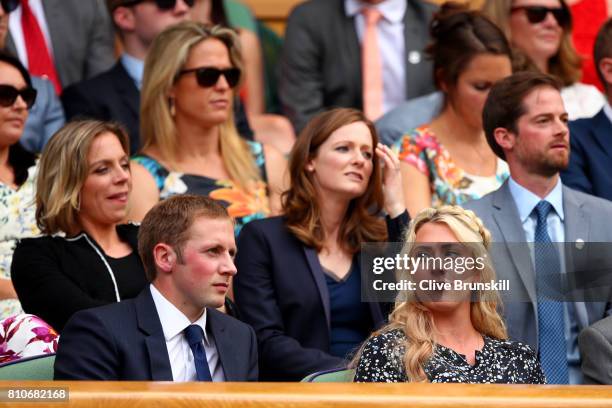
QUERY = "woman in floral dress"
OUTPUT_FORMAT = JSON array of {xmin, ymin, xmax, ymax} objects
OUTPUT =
[
  {"xmin": 129, "ymin": 22, "xmax": 287, "ymax": 234},
  {"xmin": 396, "ymin": 5, "xmax": 513, "ymax": 217},
  {"xmin": 0, "ymin": 52, "xmax": 39, "ymax": 319}
]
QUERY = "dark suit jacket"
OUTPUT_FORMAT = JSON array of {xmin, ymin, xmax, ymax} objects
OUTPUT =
[
  {"xmin": 54, "ymin": 288, "xmax": 258, "ymax": 381},
  {"xmin": 61, "ymin": 61, "xmax": 141, "ymax": 154},
  {"xmin": 234, "ymin": 213, "xmax": 407, "ymax": 381},
  {"xmin": 562, "ymin": 109, "xmax": 612, "ymax": 202},
  {"xmin": 6, "ymin": 0, "xmax": 115, "ymax": 88},
  {"xmin": 279, "ymin": 0, "xmax": 436, "ymax": 132}
]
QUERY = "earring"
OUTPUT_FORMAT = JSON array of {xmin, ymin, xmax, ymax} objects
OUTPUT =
[{"xmin": 169, "ymin": 98, "xmax": 176, "ymax": 117}]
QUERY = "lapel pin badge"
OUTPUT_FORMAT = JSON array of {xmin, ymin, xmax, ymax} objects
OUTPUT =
[
  {"xmin": 575, "ymin": 238, "xmax": 584, "ymax": 250},
  {"xmin": 408, "ymin": 51, "xmax": 421, "ymax": 64}
]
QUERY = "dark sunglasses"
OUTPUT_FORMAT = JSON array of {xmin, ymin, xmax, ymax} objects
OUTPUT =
[
  {"xmin": 511, "ymin": 6, "xmax": 571, "ymax": 27},
  {"xmin": 178, "ymin": 67, "xmax": 241, "ymax": 88},
  {"xmin": 1, "ymin": 0, "xmax": 19, "ymax": 13},
  {"xmin": 120, "ymin": 0, "xmax": 195, "ymax": 10},
  {"xmin": 0, "ymin": 85, "xmax": 37, "ymax": 109}
]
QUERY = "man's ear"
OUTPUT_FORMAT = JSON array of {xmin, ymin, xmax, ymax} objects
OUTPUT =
[
  {"xmin": 493, "ymin": 127, "xmax": 515, "ymax": 153},
  {"xmin": 153, "ymin": 243, "xmax": 176, "ymax": 275},
  {"xmin": 598, "ymin": 57, "xmax": 612, "ymax": 89},
  {"xmin": 113, "ymin": 6, "xmax": 136, "ymax": 33}
]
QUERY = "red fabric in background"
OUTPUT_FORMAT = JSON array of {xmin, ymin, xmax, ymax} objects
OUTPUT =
[{"xmin": 571, "ymin": 0, "xmax": 608, "ymax": 90}]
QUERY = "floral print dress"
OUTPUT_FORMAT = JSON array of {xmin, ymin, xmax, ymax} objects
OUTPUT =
[
  {"xmin": 132, "ymin": 141, "xmax": 270, "ymax": 235},
  {"xmin": 0, "ymin": 165, "xmax": 39, "ymax": 319},
  {"xmin": 394, "ymin": 125, "xmax": 509, "ymax": 207}
]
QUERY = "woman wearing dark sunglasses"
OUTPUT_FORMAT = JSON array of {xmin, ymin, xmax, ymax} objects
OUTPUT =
[
  {"xmin": 130, "ymin": 22, "xmax": 287, "ymax": 236},
  {"xmin": 483, "ymin": 0, "xmax": 605, "ymax": 120},
  {"xmin": 0, "ymin": 51, "xmax": 38, "ymax": 319},
  {"xmin": 190, "ymin": 0, "xmax": 296, "ymax": 155}
]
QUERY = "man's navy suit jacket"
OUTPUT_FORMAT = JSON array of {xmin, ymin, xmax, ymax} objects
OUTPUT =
[
  {"xmin": 54, "ymin": 288, "xmax": 258, "ymax": 381},
  {"xmin": 562, "ymin": 108, "xmax": 612, "ymax": 202}
]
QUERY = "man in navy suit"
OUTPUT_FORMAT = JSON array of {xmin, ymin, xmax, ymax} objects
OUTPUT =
[
  {"xmin": 562, "ymin": 18, "xmax": 612, "ymax": 201},
  {"xmin": 60, "ymin": 0, "xmax": 192, "ymax": 153},
  {"xmin": 54, "ymin": 195, "xmax": 258, "ymax": 381}
]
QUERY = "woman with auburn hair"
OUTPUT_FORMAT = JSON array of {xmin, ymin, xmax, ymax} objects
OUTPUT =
[
  {"xmin": 11, "ymin": 120, "xmax": 147, "ymax": 332},
  {"xmin": 234, "ymin": 108, "xmax": 408, "ymax": 381},
  {"xmin": 129, "ymin": 22, "xmax": 287, "ymax": 233},
  {"xmin": 482, "ymin": 0, "xmax": 605, "ymax": 119},
  {"xmin": 353, "ymin": 206, "xmax": 545, "ymax": 383}
]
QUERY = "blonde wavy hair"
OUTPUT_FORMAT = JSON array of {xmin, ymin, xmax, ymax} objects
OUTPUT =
[
  {"xmin": 355, "ymin": 206, "xmax": 507, "ymax": 382},
  {"xmin": 36, "ymin": 120, "xmax": 130, "ymax": 235},
  {"xmin": 140, "ymin": 21, "xmax": 260, "ymax": 191},
  {"xmin": 481, "ymin": 0, "xmax": 581, "ymax": 86}
]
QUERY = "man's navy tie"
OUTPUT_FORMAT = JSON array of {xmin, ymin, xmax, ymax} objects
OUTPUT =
[
  {"xmin": 184, "ymin": 324, "xmax": 213, "ymax": 381},
  {"xmin": 533, "ymin": 200, "xmax": 569, "ymax": 384}
]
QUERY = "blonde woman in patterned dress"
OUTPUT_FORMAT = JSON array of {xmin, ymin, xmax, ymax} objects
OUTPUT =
[
  {"xmin": 396, "ymin": 4, "xmax": 513, "ymax": 217},
  {"xmin": 353, "ymin": 206, "xmax": 545, "ymax": 384},
  {"xmin": 129, "ymin": 22, "xmax": 287, "ymax": 235},
  {"xmin": 0, "ymin": 52, "xmax": 39, "ymax": 319}
]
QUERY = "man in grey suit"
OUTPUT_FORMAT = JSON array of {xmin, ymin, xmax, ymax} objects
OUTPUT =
[
  {"xmin": 578, "ymin": 315, "xmax": 612, "ymax": 384},
  {"xmin": 6, "ymin": 0, "xmax": 115, "ymax": 90},
  {"xmin": 465, "ymin": 71, "xmax": 612, "ymax": 384},
  {"xmin": 279, "ymin": 0, "xmax": 436, "ymax": 133}
]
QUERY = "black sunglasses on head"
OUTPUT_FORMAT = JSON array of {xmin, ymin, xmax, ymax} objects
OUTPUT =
[
  {"xmin": 0, "ymin": 85, "xmax": 37, "ymax": 109},
  {"xmin": 511, "ymin": 6, "xmax": 571, "ymax": 27},
  {"xmin": 120, "ymin": 0, "xmax": 195, "ymax": 10},
  {"xmin": 1, "ymin": 0, "xmax": 19, "ymax": 13},
  {"xmin": 178, "ymin": 67, "xmax": 242, "ymax": 88}
]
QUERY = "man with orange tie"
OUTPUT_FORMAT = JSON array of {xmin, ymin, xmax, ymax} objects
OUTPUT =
[
  {"xmin": 279, "ymin": 0, "xmax": 436, "ymax": 133},
  {"xmin": 5, "ymin": 0, "xmax": 115, "ymax": 93}
]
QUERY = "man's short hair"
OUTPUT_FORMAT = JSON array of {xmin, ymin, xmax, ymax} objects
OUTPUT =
[
  {"xmin": 594, "ymin": 18, "xmax": 612, "ymax": 90},
  {"xmin": 106, "ymin": 0, "xmax": 132, "ymax": 13},
  {"xmin": 137, "ymin": 195, "xmax": 231, "ymax": 282},
  {"xmin": 483, "ymin": 71, "xmax": 562, "ymax": 160}
]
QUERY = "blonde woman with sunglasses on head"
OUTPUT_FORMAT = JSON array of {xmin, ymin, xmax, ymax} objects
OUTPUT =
[{"xmin": 129, "ymin": 22, "xmax": 287, "ymax": 234}]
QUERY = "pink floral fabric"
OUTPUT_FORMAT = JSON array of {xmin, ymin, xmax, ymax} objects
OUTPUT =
[{"xmin": 0, "ymin": 314, "xmax": 58, "ymax": 364}]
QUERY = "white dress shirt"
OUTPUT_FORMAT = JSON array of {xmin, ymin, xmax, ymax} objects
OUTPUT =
[
  {"xmin": 345, "ymin": 0, "xmax": 407, "ymax": 115},
  {"xmin": 8, "ymin": 0, "xmax": 55, "ymax": 68},
  {"xmin": 149, "ymin": 284, "xmax": 225, "ymax": 382}
]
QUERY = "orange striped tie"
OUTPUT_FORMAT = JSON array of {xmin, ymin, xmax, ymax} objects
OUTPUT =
[{"xmin": 362, "ymin": 7, "xmax": 383, "ymax": 121}]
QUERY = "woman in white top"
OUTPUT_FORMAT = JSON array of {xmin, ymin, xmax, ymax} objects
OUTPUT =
[{"xmin": 482, "ymin": 0, "xmax": 605, "ymax": 120}]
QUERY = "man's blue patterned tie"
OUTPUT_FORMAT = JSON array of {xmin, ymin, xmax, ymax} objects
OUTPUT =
[{"xmin": 533, "ymin": 200, "xmax": 569, "ymax": 384}]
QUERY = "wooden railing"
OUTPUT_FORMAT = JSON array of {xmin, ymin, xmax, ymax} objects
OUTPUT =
[{"xmin": 1, "ymin": 381, "xmax": 612, "ymax": 408}]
